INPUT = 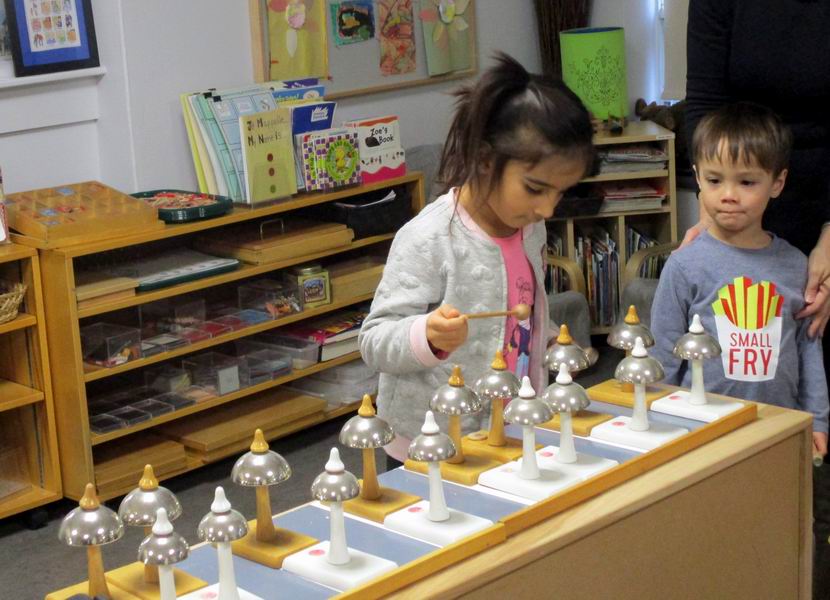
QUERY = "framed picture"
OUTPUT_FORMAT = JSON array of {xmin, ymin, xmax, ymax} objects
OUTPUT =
[{"xmin": 4, "ymin": 0, "xmax": 98, "ymax": 77}]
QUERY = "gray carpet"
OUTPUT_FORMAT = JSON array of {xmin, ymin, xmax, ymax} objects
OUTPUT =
[{"xmin": 0, "ymin": 344, "xmax": 620, "ymax": 599}]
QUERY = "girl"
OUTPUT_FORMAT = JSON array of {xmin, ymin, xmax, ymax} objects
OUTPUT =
[{"xmin": 359, "ymin": 53, "xmax": 596, "ymax": 464}]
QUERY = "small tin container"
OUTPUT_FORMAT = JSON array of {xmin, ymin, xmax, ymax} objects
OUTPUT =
[{"xmin": 287, "ymin": 263, "xmax": 330, "ymax": 309}]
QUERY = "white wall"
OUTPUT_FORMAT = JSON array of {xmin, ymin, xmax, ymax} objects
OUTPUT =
[{"xmin": 590, "ymin": 0, "xmax": 661, "ymax": 115}]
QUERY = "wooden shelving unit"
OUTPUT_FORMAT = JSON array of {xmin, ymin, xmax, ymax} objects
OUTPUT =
[
  {"xmin": 22, "ymin": 173, "xmax": 424, "ymax": 501},
  {"xmin": 0, "ymin": 243, "xmax": 61, "ymax": 519},
  {"xmin": 547, "ymin": 121, "xmax": 678, "ymax": 334}
]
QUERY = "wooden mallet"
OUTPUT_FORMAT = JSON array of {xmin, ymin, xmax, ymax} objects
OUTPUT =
[{"xmin": 465, "ymin": 303, "xmax": 531, "ymax": 321}]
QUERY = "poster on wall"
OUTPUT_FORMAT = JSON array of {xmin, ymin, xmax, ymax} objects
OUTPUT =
[
  {"xmin": 378, "ymin": 0, "xmax": 416, "ymax": 76},
  {"xmin": 267, "ymin": 0, "xmax": 329, "ymax": 82},
  {"xmin": 0, "ymin": 3, "xmax": 11, "ymax": 60},
  {"xmin": 330, "ymin": 0, "xmax": 375, "ymax": 46},
  {"xmin": 419, "ymin": 0, "xmax": 472, "ymax": 76},
  {"xmin": 4, "ymin": 0, "xmax": 98, "ymax": 76}
]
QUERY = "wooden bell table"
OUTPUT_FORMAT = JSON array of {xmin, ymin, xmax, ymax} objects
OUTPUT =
[{"xmin": 378, "ymin": 400, "xmax": 814, "ymax": 599}]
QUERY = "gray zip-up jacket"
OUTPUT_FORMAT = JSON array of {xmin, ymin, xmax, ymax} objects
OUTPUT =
[{"xmin": 359, "ymin": 190, "xmax": 551, "ymax": 442}]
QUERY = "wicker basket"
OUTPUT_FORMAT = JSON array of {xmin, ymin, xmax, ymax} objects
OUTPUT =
[{"xmin": 0, "ymin": 282, "xmax": 26, "ymax": 324}]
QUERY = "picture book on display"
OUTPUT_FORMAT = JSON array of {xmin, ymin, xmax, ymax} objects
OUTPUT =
[
  {"xmin": 289, "ymin": 100, "xmax": 337, "ymax": 190},
  {"xmin": 344, "ymin": 115, "xmax": 406, "ymax": 184},
  {"xmin": 239, "ymin": 107, "xmax": 297, "ymax": 204},
  {"xmin": 297, "ymin": 128, "xmax": 361, "ymax": 192}
]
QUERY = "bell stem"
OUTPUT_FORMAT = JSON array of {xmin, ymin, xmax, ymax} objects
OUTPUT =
[
  {"xmin": 427, "ymin": 461, "xmax": 450, "ymax": 522},
  {"xmin": 689, "ymin": 359, "xmax": 707, "ymax": 405},
  {"xmin": 216, "ymin": 541, "xmax": 240, "ymax": 600},
  {"xmin": 87, "ymin": 545, "xmax": 111, "ymax": 599},
  {"xmin": 487, "ymin": 398, "xmax": 506, "ymax": 447},
  {"xmin": 361, "ymin": 448, "xmax": 380, "ymax": 500},
  {"xmin": 327, "ymin": 502, "xmax": 350, "ymax": 565},
  {"xmin": 158, "ymin": 564, "xmax": 176, "ymax": 600},
  {"xmin": 519, "ymin": 425, "xmax": 539, "ymax": 479},
  {"xmin": 557, "ymin": 412, "xmax": 577, "ymax": 464},
  {"xmin": 630, "ymin": 383, "xmax": 650, "ymax": 431},
  {"xmin": 255, "ymin": 486, "xmax": 278, "ymax": 543},
  {"xmin": 447, "ymin": 414, "xmax": 464, "ymax": 464}
]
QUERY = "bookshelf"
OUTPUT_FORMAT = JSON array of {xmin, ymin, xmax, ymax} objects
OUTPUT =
[
  {"xmin": 0, "ymin": 244, "xmax": 62, "ymax": 520},
  {"xmin": 14, "ymin": 173, "xmax": 424, "ymax": 501},
  {"xmin": 547, "ymin": 121, "xmax": 677, "ymax": 334}
]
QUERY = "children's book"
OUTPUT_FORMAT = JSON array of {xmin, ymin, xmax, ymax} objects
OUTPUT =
[
  {"xmin": 239, "ymin": 107, "xmax": 297, "ymax": 204},
  {"xmin": 298, "ymin": 128, "xmax": 361, "ymax": 191},
  {"xmin": 189, "ymin": 93, "xmax": 232, "ymax": 197},
  {"xmin": 345, "ymin": 115, "xmax": 406, "ymax": 184},
  {"xmin": 207, "ymin": 85, "xmax": 277, "ymax": 203},
  {"xmin": 289, "ymin": 100, "xmax": 337, "ymax": 190}
]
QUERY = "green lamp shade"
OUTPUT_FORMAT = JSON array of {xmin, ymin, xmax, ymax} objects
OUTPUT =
[{"xmin": 560, "ymin": 27, "xmax": 628, "ymax": 120}]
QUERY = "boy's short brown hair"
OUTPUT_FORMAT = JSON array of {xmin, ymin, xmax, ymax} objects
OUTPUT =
[{"xmin": 691, "ymin": 102, "xmax": 792, "ymax": 176}]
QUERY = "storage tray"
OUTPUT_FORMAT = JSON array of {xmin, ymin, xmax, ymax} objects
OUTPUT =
[{"xmin": 132, "ymin": 189, "xmax": 233, "ymax": 223}]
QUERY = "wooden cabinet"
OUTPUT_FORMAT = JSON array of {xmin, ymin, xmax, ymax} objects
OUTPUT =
[
  {"xmin": 22, "ymin": 173, "xmax": 424, "ymax": 501},
  {"xmin": 0, "ymin": 244, "xmax": 61, "ymax": 518},
  {"xmin": 547, "ymin": 121, "xmax": 677, "ymax": 334}
]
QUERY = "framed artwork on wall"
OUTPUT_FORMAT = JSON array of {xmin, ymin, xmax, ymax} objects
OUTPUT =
[{"xmin": 4, "ymin": 0, "xmax": 99, "ymax": 77}]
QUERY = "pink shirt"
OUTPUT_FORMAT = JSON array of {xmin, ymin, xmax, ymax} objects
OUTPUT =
[{"xmin": 491, "ymin": 229, "xmax": 535, "ymax": 379}]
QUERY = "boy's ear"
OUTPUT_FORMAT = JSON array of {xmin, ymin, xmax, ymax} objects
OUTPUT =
[{"xmin": 770, "ymin": 168, "xmax": 788, "ymax": 199}]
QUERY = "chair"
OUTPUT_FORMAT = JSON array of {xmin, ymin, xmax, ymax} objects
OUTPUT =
[{"xmin": 621, "ymin": 242, "xmax": 679, "ymax": 329}]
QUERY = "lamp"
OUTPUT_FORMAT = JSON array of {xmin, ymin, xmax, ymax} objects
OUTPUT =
[{"xmin": 560, "ymin": 26, "xmax": 628, "ymax": 131}]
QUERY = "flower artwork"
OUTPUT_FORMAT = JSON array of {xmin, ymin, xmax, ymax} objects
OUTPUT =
[
  {"xmin": 267, "ymin": 0, "xmax": 329, "ymax": 81},
  {"xmin": 378, "ymin": 0, "xmax": 416, "ymax": 76},
  {"xmin": 419, "ymin": 0, "xmax": 473, "ymax": 76}
]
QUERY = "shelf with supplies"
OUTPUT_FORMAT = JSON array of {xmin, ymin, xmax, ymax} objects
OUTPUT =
[
  {"xmin": 16, "ymin": 173, "xmax": 425, "ymax": 501},
  {"xmin": 0, "ymin": 243, "xmax": 62, "ymax": 520},
  {"xmin": 546, "ymin": 121, "xmax": 677, "ymax": 334}
]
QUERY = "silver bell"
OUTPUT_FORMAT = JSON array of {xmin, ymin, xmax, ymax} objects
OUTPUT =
[
  {"xmin": 545, "ymin": 324, "xmax": 590, "ymax": 372},
  {"xmin": 311, "ymin": 448, "xmax": 360, "ymax": 503},
  {"xmin": 138, "ymin": 507, "xmax": 189, "ymax": 566},
  {"xmin": 231, "ymin": 428, "xmax": 291, "ymax": 487},
  {"xmin": 430, "ymin": 365, "xmax": 482, "ymax": 416},
  {"xmin": 408, "ymin": 411, "xmax": 457, "ymax": 463},
  {"xmin": 608, "ymin": 305, "xmax": 655, "ymax": 350},
  {"xmin": 541, "ymin": 363, "xmax": 591, "ymax": 414},
  {"xmin": 473, "ymin": 351, "xmax": 520, "ymax": 403},
  {"xmin": 504, "ymin": 377, "xmax": 552, "ymax": 427},
  {"xmin": 197, "ymin": 487, "xmax": 248, "ymax": 544},
  {"xmin": 339, "ymin": 395, "xmax": 395, "ymax": 449},
  {"xmin": 118, "ymin": 464, "xmax": 182, "ymax": 528},
  {"xmin": 615, "ymin": 336, "xmax": 665, "ymax": 385},
  {"xmin": 673, "ymin": 314, "xmax": 722, "ymax": 361},
  {"xmin": 59, "ymin": 483, "xmax": 124, "ymax": 547}
]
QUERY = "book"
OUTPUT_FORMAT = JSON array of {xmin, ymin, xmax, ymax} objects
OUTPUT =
[
  {"xmin": 238, "ymin": 107, "xmax": 297, "ymax": 204},
  {"xmin": 344, "ymin": 115, "xmax": 406, "ymax": 184},
  {"xmin": 289, "ymin": 100, "xmax": 337, "ymax": 190},
  {"xmin": 283, "ymin": 307, "xmax": 368, "ymax": 346},
  {"xmin": 297, "ymin": 128, "xmax": 361, "ymax": 191},
  {"xmin": 319, "ymin": 336, "xmax": 359, "ymax": 361}
]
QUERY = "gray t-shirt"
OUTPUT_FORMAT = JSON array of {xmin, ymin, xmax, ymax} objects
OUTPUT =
[{"xmin": 651, "ymin": 231, "xmax": 828, "ymax": 433}]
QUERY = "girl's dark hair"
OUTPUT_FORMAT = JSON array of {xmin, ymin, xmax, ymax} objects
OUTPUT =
[{"xmin": 438, "ymin": 52, "xmax": 596, "ymax": 199}]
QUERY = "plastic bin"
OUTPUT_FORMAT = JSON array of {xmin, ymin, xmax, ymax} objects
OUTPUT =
[
  {"xmin": 144, "ymin": 366, "xmax": 192, "ymax": 393},
  {"xmin": 81, "ymin": 323, "xmax": 141, "ymax": 367},
  {"xmin": 287, "ymin": 372, "xmax": 378, "ymax": 405},
  {"xmin": 238, "ymin": 278, "xmax": 302, "ymax": 318},
  {"xmin": 182, "ymin": 352, "xmax": 246, "ymax": 396},
  {"xmin": 312, "ymin": 359, "xmax": 375, "ymax": 385},
  {"xmin": 246, "ymin": 334, "xmax": 320, "ymax": 369}
]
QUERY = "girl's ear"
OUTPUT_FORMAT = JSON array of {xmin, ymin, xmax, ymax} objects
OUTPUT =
[{"xmin": 770, "ymin": 168, "xmax": 788, "ymax": 199}]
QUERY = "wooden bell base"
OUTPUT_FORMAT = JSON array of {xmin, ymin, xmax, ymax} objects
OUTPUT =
[
  {"xmin": 343, "ymin": 485, "xmax": 420, "ymax": 523},
  {"xmin": 538, "ymin": 410, "xmax": 614, "ymax": 436},
  {"xmin": 404, "ymin": 454, "xmax": 502, "ymax": 486},
  {"xmin": 106, "ymin": 562, "xmax": 208, "ymax": 600},
  {"xmin": 46, "ymin": 580, "xmax": 140, "ymax": 600},
  {"xmin": 462, "ymin": 432, "xmax": 537, "ymax": 463},
  {"xmin": 231, "ymin": 520, "xmax": 318, "ymax": 568},
  {"xmin": 587, "ymin": 379, "xmax": 667, "ymax": 408}
]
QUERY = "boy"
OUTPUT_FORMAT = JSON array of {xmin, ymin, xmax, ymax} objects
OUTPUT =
[{"xmin": 651, "ymin": 102, "xmax": 829, "ymax": 456}]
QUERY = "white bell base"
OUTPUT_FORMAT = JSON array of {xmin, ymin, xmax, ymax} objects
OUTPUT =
[
  {"xmin": 590, "ymin": 415, "xmax": 688, "ymax": 451},
  {"xmin": 282, "ymin": 541, "xmax": 397, "ymax": 591},
  {"xmin": 477, "ymin": 462, "xmax": 581, "ymax": 501},
  {"xmin": 383, "ymin": 500, "xmax": 493, "ymax": 546},
  {"xmin": 177, "ymin": 582, "xmax": 263, "ymax": 599},
  {"xmin": 651, "ymin": 389, "xmax": 744, "ymax": 422},
  {"xmin": 530, "ymin": 446, "xmax": 619, "ymax": 480}
]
